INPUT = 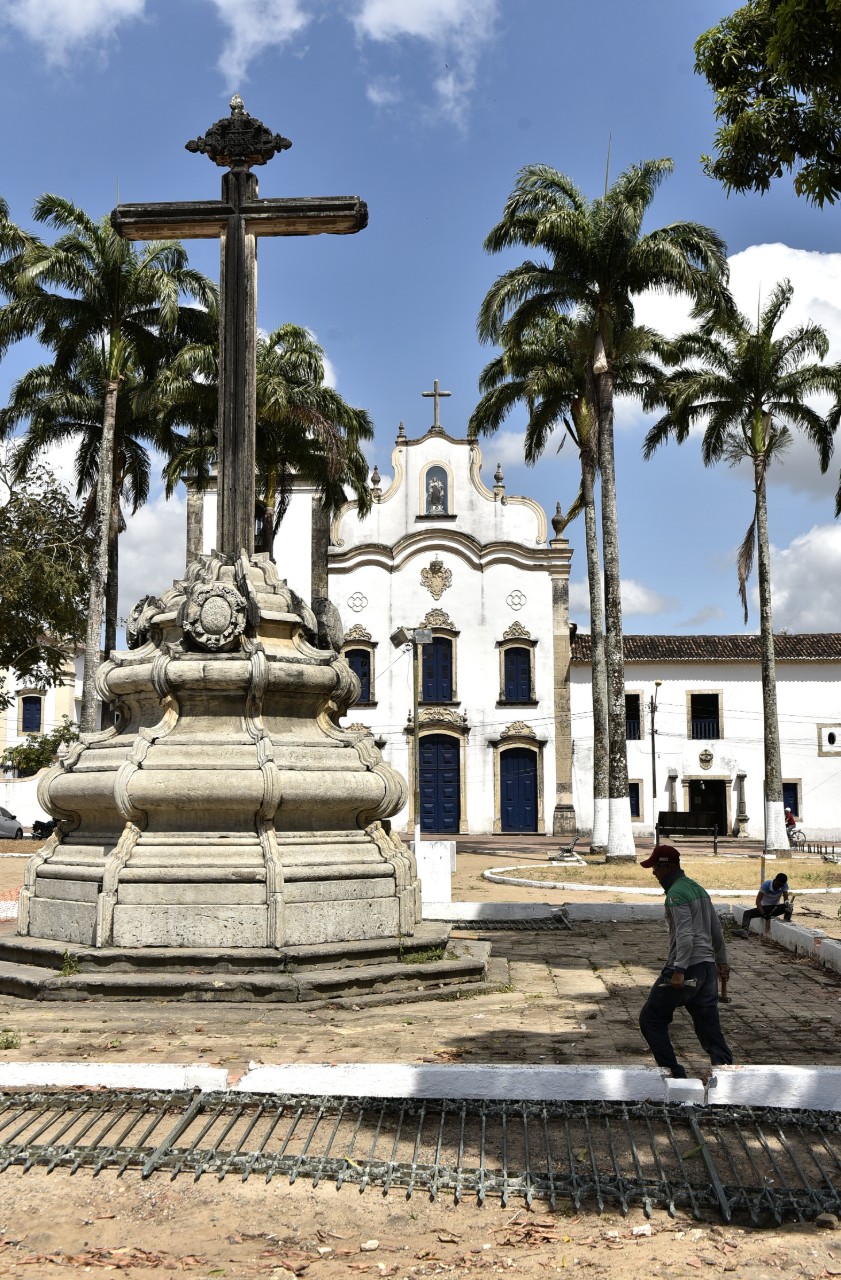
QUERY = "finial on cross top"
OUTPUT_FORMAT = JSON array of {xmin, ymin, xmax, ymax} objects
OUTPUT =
[{"xmin": 185, "ymin": 94, "xmax": 292, "ymax": 171}]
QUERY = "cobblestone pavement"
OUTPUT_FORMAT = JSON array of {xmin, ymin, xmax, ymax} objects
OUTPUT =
[{"xmin": 0, "ymin": 916, "xmax": 837, "ymax": 1076}]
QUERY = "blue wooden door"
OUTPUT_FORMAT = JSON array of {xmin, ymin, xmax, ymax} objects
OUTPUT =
[
  {"xmin": 419, "ymin": 734, "xmax": 460, "ymax": 832},
  {"xmin": 500, "ymin": 747, "xmax": 537, "ymax": 833}
]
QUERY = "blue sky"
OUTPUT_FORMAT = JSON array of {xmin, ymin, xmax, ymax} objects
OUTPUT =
[{"xmin": 1, "ymin": 0, "xmax": 840, "ymax": 634}]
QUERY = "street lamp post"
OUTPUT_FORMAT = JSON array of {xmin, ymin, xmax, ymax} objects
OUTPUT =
[
  {"xmin": 650, "ymin": 679, "xmax": 662, "ymax": 836},
  {"xmin": 390, "ymin": 626, "xmax": 433, "ymax": 848}
]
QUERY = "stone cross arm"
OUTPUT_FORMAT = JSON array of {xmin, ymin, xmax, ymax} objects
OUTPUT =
[{"xmin": 111, "ymin": 195, "xmax": 368, "ymax": 241}]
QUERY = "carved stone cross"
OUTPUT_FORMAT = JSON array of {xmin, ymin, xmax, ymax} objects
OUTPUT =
[
  {"xmin": 422, "ymin": 378, "xmax": 451, "ymax": 432},
  {"xmin": 112, "ymin": 95, "xmax": 367, "ymax": 558}
]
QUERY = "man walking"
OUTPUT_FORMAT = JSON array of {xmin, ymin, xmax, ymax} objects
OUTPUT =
[{"xmin": 638, "ymin": 845, "xmax": 733, "ymax": 1079}]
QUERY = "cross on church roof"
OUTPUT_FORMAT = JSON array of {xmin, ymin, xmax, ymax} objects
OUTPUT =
[{"xmin": 422, "ymin": 378, "xmax": 451, "ymax": 432}]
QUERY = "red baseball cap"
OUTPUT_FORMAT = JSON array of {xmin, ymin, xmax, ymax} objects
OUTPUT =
[{"xmin": 640, "ymin": 845, "xmax": 681, "ymax": 868}]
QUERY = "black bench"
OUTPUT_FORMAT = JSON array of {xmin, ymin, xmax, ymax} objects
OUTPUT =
[{"xmin": 656, "ymin": 811, "xmax": 718, "ymax": 854}]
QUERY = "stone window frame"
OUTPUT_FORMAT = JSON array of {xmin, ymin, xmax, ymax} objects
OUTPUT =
[
  {"xmin": 17, "ymin": 690, "xmax": 45, "ymax": 736},
  {"xmin": 680, "ymin": 773, "xmax": 733, "ymax": 835},
  {"xmin": 782, "ymin": 778, "xmax": 803, "ymax": 820},
  {"xmin": 496, "ymin": 625, "xmax": 538, "ymax": 707},
  {"xmin": 628, "ymin": 777, "xmax": 644, "ymax": 822},
  {"xmin": 341, "ymin": 627, "xmax": 378, "ymax": 708},
  {"xmin": 486, "ymin": 722, "xmax": 547, "ymax": 835},
  {"xmin": 417, "ymin": 611, "xmax": 460, "ymax": 706},
  {"xmin": 405, "ymin": 710, "xmax": 470, "ymax": 834},
  {"xmin": 417, "ymin": 460, "xmax": 457, "ymax": 520},
  {"xmin": 685, "ymin": 688, "xmax": 725, "ymax": 741},
  {"xmin": 625, "ymin": 688, "xmax": 644, "ymax": 741}
]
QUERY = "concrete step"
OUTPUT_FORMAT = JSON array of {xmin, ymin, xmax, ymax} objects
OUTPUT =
[{"xmin": 0, "ymin": 925, "xmax": 494, "ymax": 1005}]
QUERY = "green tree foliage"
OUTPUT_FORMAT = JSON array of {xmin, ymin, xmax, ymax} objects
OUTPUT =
[
  {"xmin": 643, "ymin": 280, "xmax": 841, "ymax": 848},
  {"xmin": 695, "ymin": 0, "xmax": 841, "ymax": 206},
  {"xmin": 157, "ymin": 321, "xmax": 373, "ymax": 554},
  {"xmin": 0, "ymin": 194, "xmax": 217, "ymax": 730},
  {"xmin": 1, "ymin": 715, "xmax": 79, "ymax": 776},
  {"xmin": 0, "ymin": 465, "xmax": 90, "ymax": 711},
  {"xmin": 477, "ymin": 158, "xmax": 728, "ymax": 858}
]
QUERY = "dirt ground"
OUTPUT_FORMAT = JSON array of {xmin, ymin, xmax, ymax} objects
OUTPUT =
[
  {"xmin": 0, "ymin": 838, "xmax": 840, "ymax": 1274},
  {"xmin": 1, "ymin": 1166, "xmax": 841, "ymax": 1279}
]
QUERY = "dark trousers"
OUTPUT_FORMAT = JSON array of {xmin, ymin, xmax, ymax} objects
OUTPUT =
[
  {"xmin": 742, "ymin": 904, "xmax": 789, "ymax": 926},
  {"xmin": 639, "ymin": 961, "xmax": 733, "ymax": 1078}
]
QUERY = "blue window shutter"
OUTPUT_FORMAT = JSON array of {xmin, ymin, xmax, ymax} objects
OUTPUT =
[{"xmin": 347, "ymin": 649, "xmax": 371, "ymax": 702}]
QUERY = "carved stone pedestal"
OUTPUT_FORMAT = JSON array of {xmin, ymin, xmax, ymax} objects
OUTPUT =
[{"xmin": 19, "ymin": 552, "xmax": 421, "ymax": 952}]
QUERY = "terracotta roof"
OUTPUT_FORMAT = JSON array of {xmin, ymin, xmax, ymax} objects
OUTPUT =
[{"xmin": 570, "ymin": 633, "xmax": 841, "ymax": 663}]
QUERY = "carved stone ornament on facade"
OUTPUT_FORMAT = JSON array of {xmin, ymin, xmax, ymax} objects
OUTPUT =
[
  {"xmin": 347, "ymin": 592, "xmax": 368, "ymax": 613},
  {"xmin": 420, "ymin": 557, "xmax": 452, "ymax": 601},
  {"xmin": 344, "ymin": 623, "xmax": 373, "ymax": 643},
  {"xmin": 506, "ymin": 589, "xmax": 527, "ymax": 611},
  {"xmin": 699, "ymin": 747, "xmax": 714, "ymax": 770},
  {"xmin": 503, "ymin": 620, "xmax": 532, "ymax": 640},
  {"xmin": 185, "ymin": 94, "xmax": 292, "ymax": 169},
  {"xmin": 180, "ymin": 582, "xmax": 247, "ymax": 651},
  {"xmin": 417, "ymin": 707, "xmax": 468, "ymax": 729},
  {"xmin": 501, "ymin": 721, "xmax": 536, "ymax": 739},
  {"xmin": 420, "ymin": 608, "xmax": 455, "ymax": 631}
]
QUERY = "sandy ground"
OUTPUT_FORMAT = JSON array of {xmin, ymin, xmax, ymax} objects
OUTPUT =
[{"xmin": 0, "ymin": 837, "xmax": 839, "ymax": 1273}]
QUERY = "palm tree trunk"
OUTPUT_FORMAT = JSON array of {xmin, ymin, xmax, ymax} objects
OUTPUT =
[
  {"xmin": 581, "ymin": 450, "xmax": 609, "ymax": 855},
  {"xmin": 595, "ymin": 354, "xmax": 635, "ymax": 860},
  {"xmin": 755, "ymin": 461, "xmax": 788, "ymax": 853},
  {"xmin": 80, "ymin": 379, "xmax": 119, "ymax": 733}
]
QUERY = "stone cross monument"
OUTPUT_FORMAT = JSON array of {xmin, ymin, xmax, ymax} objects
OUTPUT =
[
  {"xmin": 112, "ymin": 95, "xmax": 367, "ymax": 558},
  {"xmin": 422, "ymin": 378, "xmax": 451, "ymax": 433},
  {"xmin": 14, "ymin": 101, "xmax": 427, "ymax": 971}
]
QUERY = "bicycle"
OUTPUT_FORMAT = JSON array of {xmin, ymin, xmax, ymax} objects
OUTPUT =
[{"xmin": 787, "ymin": 826, "xmax": 806, "ymax": 848}]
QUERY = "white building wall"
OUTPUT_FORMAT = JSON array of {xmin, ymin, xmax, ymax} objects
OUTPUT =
[
  {"xmin": 0, "ymin": 652, "xmax": 81, "ymax": 830},
  {"xmin": 571, "ymin": 657, "xmax": 841, "ymax": 840}
]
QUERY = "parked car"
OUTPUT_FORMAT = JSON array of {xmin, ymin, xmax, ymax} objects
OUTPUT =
[
  {"xmin": 0, "ymin": 807, "xmax": 23, "ymax": 839},
  {"xmin": 31, "ymin": 818, "xmax": 57, "ymax": 840}
]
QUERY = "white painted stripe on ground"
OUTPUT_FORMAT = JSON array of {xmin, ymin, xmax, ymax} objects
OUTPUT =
[
  {"xmin": 0, "ymin": 1063, "xmax": 227, "ymax": 1091},
  {"xmin": 481, "ymin": 870, "xmax": 841, "ymax": 896}
]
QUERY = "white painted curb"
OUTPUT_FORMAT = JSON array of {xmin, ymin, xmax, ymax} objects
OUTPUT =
[
  {"xmin": 0, "ymin": 1063, "xmax": 227, "ymax": 1091},
  {"xmin": 482, "ymin": 869, "xmax": 841, "ymax": 896}
]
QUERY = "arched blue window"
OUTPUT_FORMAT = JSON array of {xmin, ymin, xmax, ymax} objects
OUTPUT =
[
  {"xmin": 422, "ymin": 637, "xmax": 453, "ymax": 702},
  {"xmin": 503, "ymin": 647, "xmax": 531, "ymax": 702},
  {"xmin": 346, "ymin": 649, "xmax": 372, "ymax": 703},
  {"xmin": 425, "ymin": 466, "xmax": 448, "ymax": 515},
  {"xmin": 21, "ymin": 696, "xmax": 42, "ymax": 734}
]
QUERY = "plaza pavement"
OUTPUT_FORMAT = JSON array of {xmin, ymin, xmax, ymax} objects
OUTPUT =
[{"xmin": 0, "ymin": 837, "xmax": 837, "ymax": 1078}]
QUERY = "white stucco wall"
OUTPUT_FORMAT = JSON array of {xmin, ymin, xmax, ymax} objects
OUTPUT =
[{"xmin": 571, "ymin": 656, "xmax": 841, "ymax": 840}]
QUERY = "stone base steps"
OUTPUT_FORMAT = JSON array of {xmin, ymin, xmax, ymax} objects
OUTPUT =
[{"xmin": 0, "ymin": 924, "xmax": 496, "ymax": 1004}]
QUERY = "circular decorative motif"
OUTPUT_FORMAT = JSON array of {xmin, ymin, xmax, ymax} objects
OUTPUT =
[
  {"xmin": 506, "ymin": 589, "xmax": 527, "ymax": 611},
  {"xmin": 347, "ymin": 592, "xmax": 368, "ymax": 613},
  {"xmin": 182, "ymin": 583, "xmax": 247, "ymax": 651}
]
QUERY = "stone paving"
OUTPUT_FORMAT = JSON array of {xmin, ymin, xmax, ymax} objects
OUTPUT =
[{"xmin": 0, "ymin": 913, "xmax": 837, "ymax": 1077}]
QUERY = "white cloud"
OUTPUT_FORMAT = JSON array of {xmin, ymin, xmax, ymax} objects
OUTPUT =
[
  {"xmin": 351, "ymin": 0, "xmax": 499, "ymax": 125},
  {"xmin": 206, "ymin": 0, "xmax": 310, "ymax": 85},
  {"xmin": 481, "ymin": 429, "xmax": 527, "ymax": 468},
  {"xmin": 568, "ymin": 577, "xmax": 673, "ymax": 623},
  {"xmin": 366, "ymin": 77, "xmax": 402, "ymax": 108},
  {"xmin": 0, "ymin": 0, "xmax": 145, "ymax": 64},
  {"xmin": 118, "ymin": 491, "xmax": 187, "ymax": 622},
  {"xmin": 766, "ymin": 523, "xmax": 841, "ymax": 633},
  {"xmin": 633, "ymin": 243, "xmax": 841, "ymax": 502}
]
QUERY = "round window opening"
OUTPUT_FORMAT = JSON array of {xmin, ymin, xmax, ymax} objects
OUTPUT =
[{"xmin": 829, "ymin": 731, "xmax": 837, "ymax": 746}]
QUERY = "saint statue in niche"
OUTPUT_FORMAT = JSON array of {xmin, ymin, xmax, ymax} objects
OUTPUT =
[{"xmin": 425, "ymin": 466, "xmax": 448, "ymax": 515}]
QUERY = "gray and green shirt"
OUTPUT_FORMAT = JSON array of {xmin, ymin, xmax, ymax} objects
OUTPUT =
[{"xmin": 662, "ymin": 870, "xmax": 728, "ymax": 972}]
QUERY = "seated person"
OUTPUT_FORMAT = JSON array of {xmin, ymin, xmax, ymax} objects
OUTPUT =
[{"xmin": 742, "ymin": 873, "xmax": 793, "ymax": 930}]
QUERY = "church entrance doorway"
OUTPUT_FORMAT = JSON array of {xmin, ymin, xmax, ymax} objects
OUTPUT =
[
  {"xmin": 500, "ymin": 747, "xmax": 538, "ymax": 833},
  {"xmin": 419, "ymin": 733, "xmax": 460, "ymax": 833},
  {"xmin": 688, "ymin": 779, "xmax": 727, "ymax": 836}
]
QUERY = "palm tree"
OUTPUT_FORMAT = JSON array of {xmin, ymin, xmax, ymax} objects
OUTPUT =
[
  {"xmin": 0, "ymin": 343, "xmax": 163, "ymax": 662},
  {"xmin": 0, "ymin": 195, "xmax": 216, "ymax": 731},
  {"xmin": 643, "ymin": 280, "xmax": 841, "ymax": 853},
  {"xmin": 478, "ymin": 160, "xmax": 729, "ymax": 858},
  {"xmin": 158, "ymin": 322, "xmax": 374, "ymax": 587}
]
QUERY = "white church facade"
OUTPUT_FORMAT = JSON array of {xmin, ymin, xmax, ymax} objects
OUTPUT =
[{"xmin": 194, "ymin": 393, "xmax": 841, "ymax": 843}]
